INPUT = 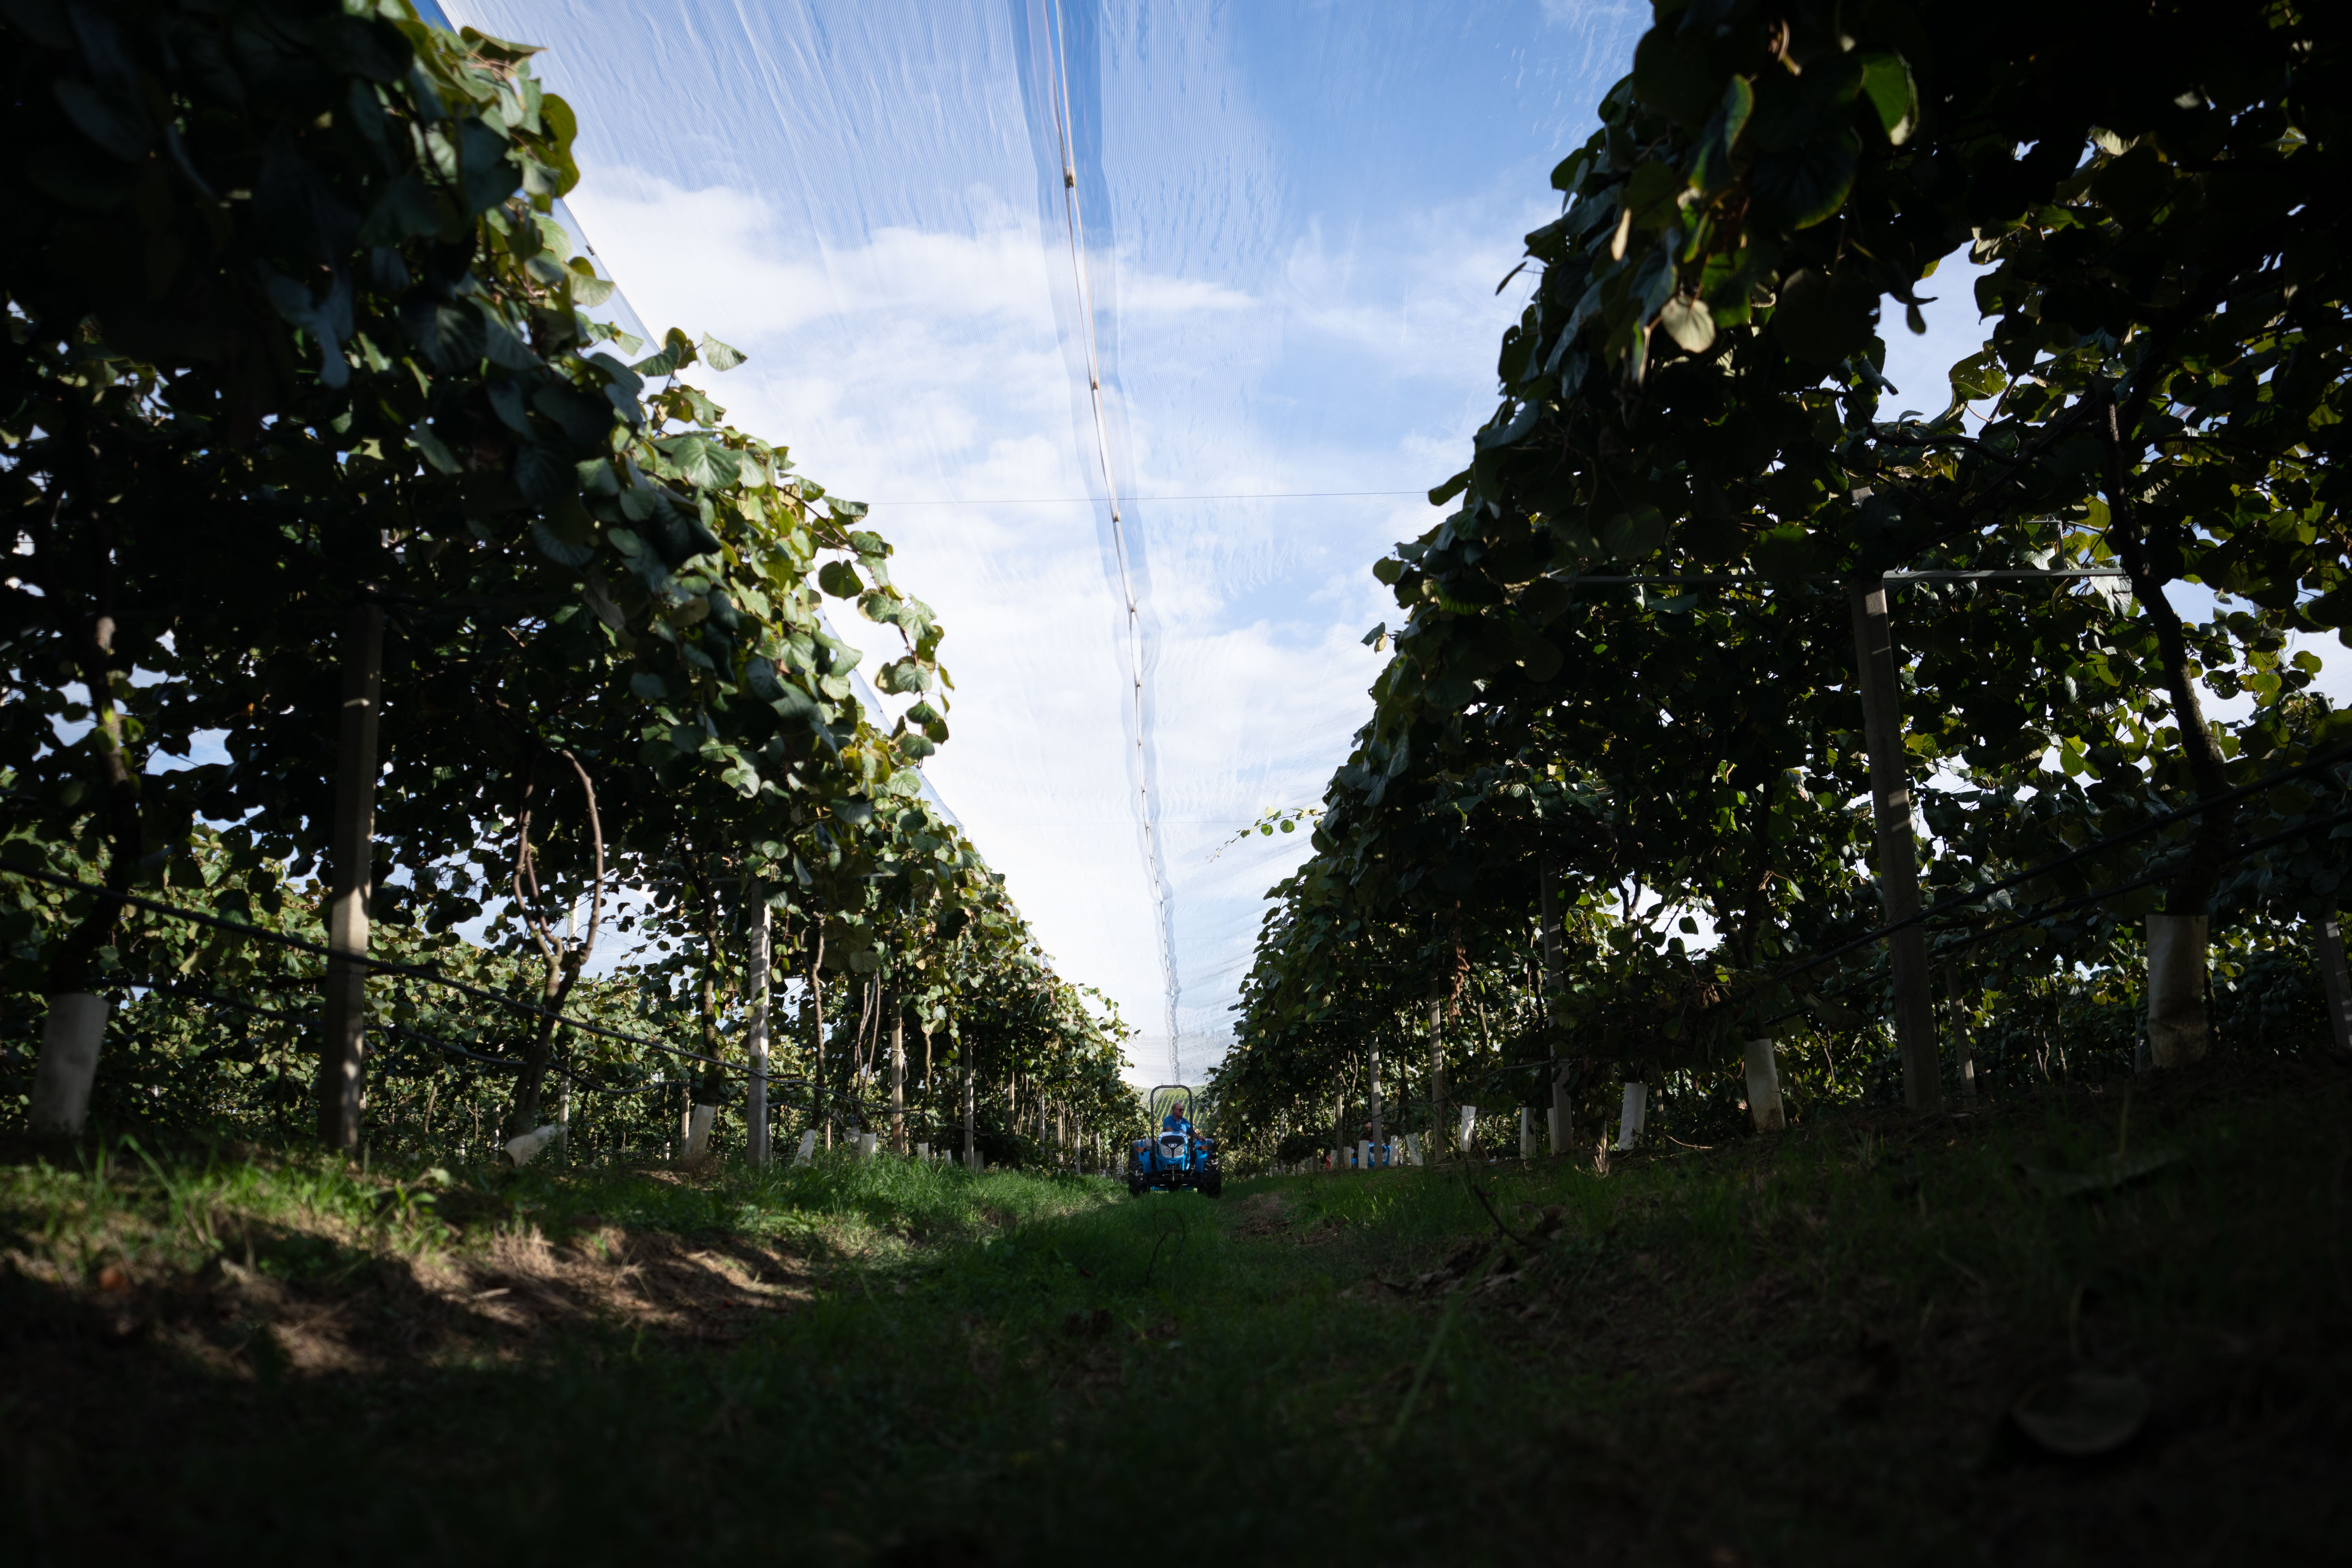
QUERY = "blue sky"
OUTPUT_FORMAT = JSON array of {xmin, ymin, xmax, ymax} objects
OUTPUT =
[
  {"xmin": 429, "ymin": 0, "xmax": 1649, "ymax": 1081},
  {"xmin": 420, "ymin": 1, "xmax": 2348, "ymax": 1079}
]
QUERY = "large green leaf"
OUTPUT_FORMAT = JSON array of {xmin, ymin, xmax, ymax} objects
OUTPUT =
[
  {"xmin": 1857, "ymin": 52, "xmax": 1918, "ymax": 145},
  {"xmin": 655, "ymin": 434, "xmax": 743, "ymax": 491},
  {"xmin": 1748, "ymin": 131, "xmax": 1859, "ymax": 231}
]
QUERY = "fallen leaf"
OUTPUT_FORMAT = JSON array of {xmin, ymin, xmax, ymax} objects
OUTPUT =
[{"xmin": 2010, "ymin": 1369, "xmax": 2151, "ymax": 1456}]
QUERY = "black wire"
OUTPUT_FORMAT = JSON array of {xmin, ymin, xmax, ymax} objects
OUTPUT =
[
  {"xmin": 1755, "ymin": 803, "xmax": 2352, "ymax": 1030},
  {"xmin": 0, "ymin": 858, "xmax": 760, "ymax": 1079},
  {"xmin": 1709, "ymin": 740, "xmax": 2352, "ymax": 1021}
]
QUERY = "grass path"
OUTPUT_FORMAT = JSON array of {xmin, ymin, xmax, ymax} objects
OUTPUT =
[{"xmin": 4, "ymin": 1054, "xmax": 2346, "ymax": 1564}]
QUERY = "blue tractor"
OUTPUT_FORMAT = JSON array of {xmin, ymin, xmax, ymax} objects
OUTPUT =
[{"xmin": 1128, "ymin": 1085, "xmax": 1222, "ymax": 1198}]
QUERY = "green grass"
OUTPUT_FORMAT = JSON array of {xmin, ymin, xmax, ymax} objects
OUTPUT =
[{"xmin": 3, "ymin": 1053, "xmax": 2347, "ymax": 1565}]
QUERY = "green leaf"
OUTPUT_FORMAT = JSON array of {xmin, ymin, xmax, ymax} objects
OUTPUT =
[
  {"xmin": 458, "ymin": 120, "xmax": 521, "ymax": 215},
  {"xmin": 1772, "ymin": 267, "xmax": 1874, "ymax": 366},
  {"xmin": 566, "ymin": 257, "xmax": 615, "ymax": 307},
  {"xmin": 633, "ymin": 327, "xmax": 696, "ymax": 377},
  {"xmin": 1748, "ymin": 131, "xmax": 1859, "ymax": 232},
  {"xmin": 1475, "ymin": 399, "xmax": 1540, "ymax": 451},
  {"xmin": 408, "ymin": 423, "xmax": 460, "ymax": 474},
  {"xmin": 1688, "ymin": 74, "xmax": 1753, "ymax": 191},
  {"xmin": 1631, "ymin": 26, "xmax": 1720, "ymax": 126},
  {"xmin": 1518, "ymin": 635, "xmax": 1563, "ymax": 681},
  {"xmin": 54, "ymin": 79, "xmax": 149, "ymax": 162},
  {"xmin": 653, "ymin": 434, "xmax": 742, "ymax": 490},
  {"xmin": 1599, "ymin": 505, "xmax": 1666, "ymax": 561},
  {"xmin": 1658, "ymin": 294, "xmax": 1716, "ymax": 355},
  {"xmin": 1857, "ymin": 52, "xmax": 1918, "ymax": 145},
  {"xmin": 699, "ymin": 334, "xmax": 747, "ymax": 371},
  {"xmin": 1947, "ymin": 347, "xmax": 2008, "ymax": 403},
  {"xmin": 404, "ymin": 299, "xmax": 486, "ymax": 371}
]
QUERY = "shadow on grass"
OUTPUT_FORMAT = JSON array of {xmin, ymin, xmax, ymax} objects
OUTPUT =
[{"xmin": 4, "ymin": 1055, "xmax": 2350, "ymax": 1565}]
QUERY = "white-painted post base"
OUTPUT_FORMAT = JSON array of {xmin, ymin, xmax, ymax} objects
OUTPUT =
[
  {"xmin": 1743, "ymin": 1038, "xmax": 1786, "ymax": 1132},
  {"xmin": 682, "ymin": 1104, "xmax": 716, "ymax": 1163},
  {"xmin": 857, "ymin": 1132, "xmax": 878, "ymax": 1161},
  {"xmin": 2147, "ymin": 914, "xmax": 2211, "ymax": 1067},
  {"xmin": 792, "ymin": 1129, "xmax": 818, "ymax": 1167},
  {"xmin": 505, "ymin": 1125, "xmax": 563, "ymax": 1167},
  {"xmin": 1357, "ymin": 1138, "xmax": 1372, "ymax": 1171},
  {"xmin": 1456, "ymin": 1104, "xmax": 1478, "ymax": 1155},
  {"xmin": 1519, "ymin": 1106, "xmax": 1534, "ymax": 1160},
  {"xmin": 30, "ymin": 992, "xmax": 108, "ymax": 1135},
  {"xmin": 1614, "ymin": 1082, "xmax": 1647, "ymax": 1151},
  {"xmin": 1405, "ymin": 1132, "xmax": 1424, "ymax": 1167}
]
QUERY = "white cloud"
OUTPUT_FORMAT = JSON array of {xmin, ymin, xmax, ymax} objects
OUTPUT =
[{"xmin": 439, "ymin": 0, "xmax": 1631, "ymax": 1085}]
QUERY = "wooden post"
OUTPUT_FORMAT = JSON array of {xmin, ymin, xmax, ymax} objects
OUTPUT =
[
  {"xmin": 1541, "ymin": 867, "xmax": 1572, "ymax": 1154},
  {"xmin": 746, "ymin": 888, "xmax": 771, "ymax": 1168},
  {"xmin": 889, "ymin": 999, "xmax": 906, "ymax": 1154},
  {"xmin": 318, "ymin": 601, "xmax": 383, "ymax": 1151},
  {"xmin": 2316, "ymin": 913, "xmax": 2352, "ymax": 1054},
  {"xmin": 1428, "ymin": 997, "xmax": 1445, "ymax": 1163},
  {"xmin": 1846, "ymin": 577, "xmax": 1942, "ymax": 1113}
]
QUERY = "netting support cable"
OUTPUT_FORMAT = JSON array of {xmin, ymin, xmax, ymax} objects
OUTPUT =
[{"xmin": 1044, "ymin": 0, "xmax": 1180, "ymax": 1082}]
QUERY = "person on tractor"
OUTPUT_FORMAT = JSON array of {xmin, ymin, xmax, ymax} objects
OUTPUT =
[{"xmin": 1162, "ymin": 1102, "xmax": 1192, "ymax": 1136}]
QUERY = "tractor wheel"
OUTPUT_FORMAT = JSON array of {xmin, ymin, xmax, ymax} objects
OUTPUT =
[{"xmin": 1127, "ymin": 1171, "xmax": 1148, "ymax": 1198}]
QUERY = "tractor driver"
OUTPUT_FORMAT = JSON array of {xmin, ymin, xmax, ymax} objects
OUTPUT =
[{"xmin": 1162, "ymin": 1101, "xmax": 1192, "ymax": 1136}]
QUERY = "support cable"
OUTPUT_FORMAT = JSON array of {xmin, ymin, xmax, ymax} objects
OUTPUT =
[{"xmin": 1044, "ymin": 0, "xmax": 1180, "ymax": 1082}]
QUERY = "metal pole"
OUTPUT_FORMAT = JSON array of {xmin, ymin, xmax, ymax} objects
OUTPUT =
[
  {"xmin": 1943, "ymin": 964, "xmax": 1978, "ymax": 1104},
  {"xmin": 1846, "ymin": 578, "xmax": 1942, "ymax": 1113},
  {"xmin": 1428, "ymin": 998, "xmax": 1445, "ymax": 1162},
  {"xmin": 890, "ymin": 998, "xmax": 906, "ymax": 1154},
  {"xmin": 1541, "ymin": 866, "xmax": 1571, "ymax": 1154},
  {"xmin": 318, "ymin": 600, "xmax": 383, "ymax": 1151},
  {"xmin": 962, "ymin": 1036, "xmax": 976, "ymax": 1169},
  {"xmin": 746, "ymin": 888, "xmax": 771, "ymax": 1168}
]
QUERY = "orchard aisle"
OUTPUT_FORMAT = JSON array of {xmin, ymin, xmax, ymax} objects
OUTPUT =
[{"xmin": 4, "ymin": 1054, "xmax": 2345, "ymax": 1562}]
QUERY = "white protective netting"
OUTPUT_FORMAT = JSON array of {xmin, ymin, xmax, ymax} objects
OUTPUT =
[{"xmin": 435, "ymin": 0, "xmax": 1643, "ymax": 1083}]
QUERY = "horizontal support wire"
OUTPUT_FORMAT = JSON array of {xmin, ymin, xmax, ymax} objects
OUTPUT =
[
  {"xmin": 1467, "ymin": 743, "xmax": 2352, "ymax": 1070},
  {"xmin": 1726, "ymin": 737, "xmax": 2352, "ymax": 1012},
  {"xmin": 0, "ymin": 858, "xmax": 762, "ymax": 1082},
  {"xmin": 1756, "ymin": 801, "xmax": 2352, "ymax": 1031},
  {"xmin": 1570, "ymin": 569, "xmax": 2131, "ymax": 584},
  {"xmin": 143, "ymin": 980, "xmax": 877, "ymax": 1112}
]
